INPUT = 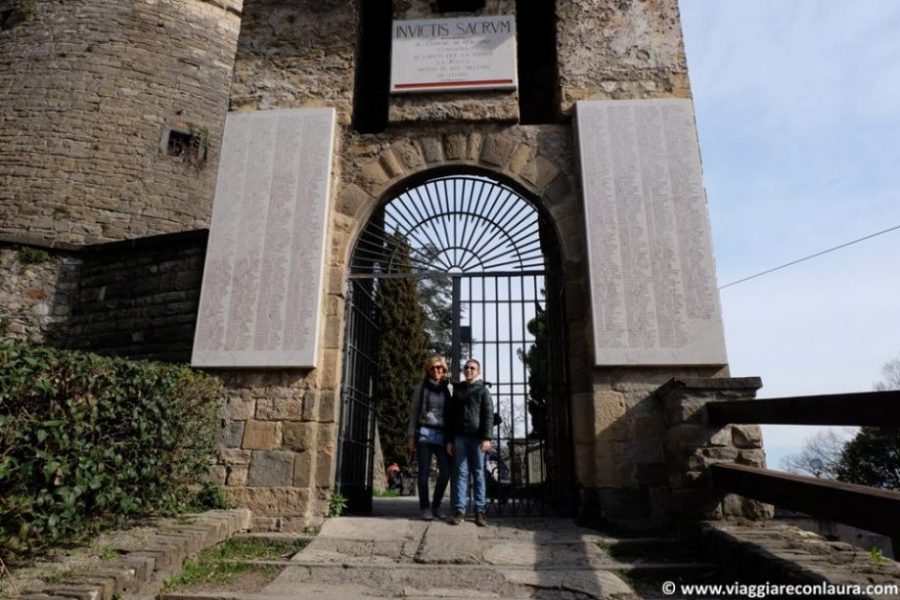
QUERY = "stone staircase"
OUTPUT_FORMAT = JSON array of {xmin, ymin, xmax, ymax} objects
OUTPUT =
[{"xmin": 157, "ymin": 499, "xmax": 718, "ymax": 600}]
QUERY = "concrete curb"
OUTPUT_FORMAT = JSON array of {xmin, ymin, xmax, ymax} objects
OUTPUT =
[{"xmin": 20, "ymin": 509, "xmax": 251, "ymax": 600}]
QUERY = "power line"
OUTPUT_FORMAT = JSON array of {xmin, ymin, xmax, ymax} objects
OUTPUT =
[{"xmin": 719, "ymin": 223, "xmax": 900, "ymax": 290}]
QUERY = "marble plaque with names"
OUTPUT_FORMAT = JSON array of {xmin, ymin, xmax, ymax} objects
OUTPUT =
[
  {"xmin": 191, "ymin": 108, "xmax": 336, "ymax": 368},
  {"xmin": 390, "ymin": 16, "xmax": 517, "ymax": 93},
  {"xmin": 576, "ymin": 99, "xmax": 728, "ymax": 366}
]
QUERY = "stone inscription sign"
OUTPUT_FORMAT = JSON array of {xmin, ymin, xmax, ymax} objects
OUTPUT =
[
  {"xmin": 390, "ymin": 16, "xmax": 517, "ymax": 93},
  {"xmin": 576, "ymin": 99, "xmax": 728, "ymax": 366},
  {"xmin": 192, "ymin": 108, "xmax": 336, "ymax": 368}
]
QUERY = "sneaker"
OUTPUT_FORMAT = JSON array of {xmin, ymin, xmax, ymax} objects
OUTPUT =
[
  {"xmin": 422, "ymin": 508, "xmax": 434, "ymax": 521},
  {"xmin": 475, "ymin": 512, "xmax": 487, "ymax": 527},
  {"xmin": 432, "ymin": 507, "xmax": 446, "ymax": 520},
  {"xmin": 448, "ymin": 512, "xmax": 463, "ymax": 525}
]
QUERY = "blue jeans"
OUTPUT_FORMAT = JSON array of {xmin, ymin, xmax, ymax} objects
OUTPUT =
[
  {"xmin": 417, "ymin": 442, "xmax": 450, "ymax": 511},
  {"xmin": 452, "ymin": 434, "xmax": 487, "ymax": 514}
]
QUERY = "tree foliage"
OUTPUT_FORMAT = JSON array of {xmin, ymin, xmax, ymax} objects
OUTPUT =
[
  {"xmin": 518, "ymin": 296, "xmax": 549, "ymax": 439},
  {"xmin": 833, "ymin": 354, "xmax": 900, "ymax": 489},
  {"xmin": 374, "ymin": 235, "xmax": 428, "ymax": 468},
  {"xmin": 419, "ymin": 275, "xmax": 453, "ymax": 357},
  {"xmin": 835, "ymin": 427, "xmax": 900, "ymax": 490}
]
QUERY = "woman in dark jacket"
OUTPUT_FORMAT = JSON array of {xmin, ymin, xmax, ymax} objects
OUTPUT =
[{"xmin": 407, "ymin": 355, "xmax": 452, "ymax": 521}]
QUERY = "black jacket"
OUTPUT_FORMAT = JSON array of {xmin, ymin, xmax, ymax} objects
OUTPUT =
[{"xmin": 445, "ymin": 379, "xmax": 493, "ymax": 442}]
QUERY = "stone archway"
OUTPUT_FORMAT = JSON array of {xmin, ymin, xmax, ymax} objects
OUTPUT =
[{"xmin": 327, "ymin": 133, "xmax": 584, "ymax": 515}]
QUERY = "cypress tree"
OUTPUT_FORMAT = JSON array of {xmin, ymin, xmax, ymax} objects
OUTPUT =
[{"xmin": 374, "ymin": 234, "xmax": 428, "ymax": 468}]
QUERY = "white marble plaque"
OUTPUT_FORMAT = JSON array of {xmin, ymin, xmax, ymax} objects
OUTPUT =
[
  {"xmin": 576, "ymin": 99, "xmax": 728, "ymax": 366},
  {"xmin": 192, "ymin": 108, "xmax": 336, "ymax": 368},
  {"xmin": 390, "ymin": 16, "xmax": 517, "ymax": 93}
]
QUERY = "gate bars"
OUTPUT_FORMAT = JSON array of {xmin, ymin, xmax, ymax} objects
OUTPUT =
[{"xmin": 335, "ymin": 174, "xmax": 571, "ymax": 515}]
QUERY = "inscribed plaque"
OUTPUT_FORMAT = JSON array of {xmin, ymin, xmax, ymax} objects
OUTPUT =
[
  {"xmin": 390, "ymin": 16, "xmax": 517, "ymax": 93},
  {"xmin": 192, "ymin": 108, "xmax": 336, "ymax": 368},
  {"xmin": 576, "ymin": 99, "xmax": 727, "ymax": 366}
]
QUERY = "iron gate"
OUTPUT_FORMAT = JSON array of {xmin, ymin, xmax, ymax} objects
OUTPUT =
[
  {"xmin": 336, "ymin": 174, "xmax": 572, "ymax": 515},
  {"xmin": 334, "ymin": 278, "xmax": 380, "ymax": 514}
]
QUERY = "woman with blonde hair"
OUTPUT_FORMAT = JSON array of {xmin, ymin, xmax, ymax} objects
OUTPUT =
[{"xmin": 407, "ymin": 354, "xmax": 452, "ymax": 520}]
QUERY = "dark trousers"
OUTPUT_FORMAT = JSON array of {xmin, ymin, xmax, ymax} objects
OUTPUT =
[{"xmin": 416, "ymin": 441, "xmax": 450, "ymax": 511}]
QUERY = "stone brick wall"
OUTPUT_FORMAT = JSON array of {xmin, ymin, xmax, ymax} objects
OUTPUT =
[
  {"xmin": 658, "ymin": 377, "xmax": 772, "ymax": 522},
  {"xmin": 228, "ymin": 0, "xmax": 356, "ymax": 120},
  {"xmin": 573, "ymin": 366, "xmax": 730, "ymax": 529},
  {"xmin": 0, "ymin": 0, "xmax": 242, "ymax": 244},
  {"xmin": 66, "ymin": 231, "xmax": 207, "ymax": 362},
  {"xmin": 0, "ymin": 232, "xmax": 206, "ymax": 363},
  {"xmin": 0, "ymin": 0, "xmax": 743, "ymax": 530},
  {"xmin": 213, "ymin": 370, "xmax": 337, "ymax": 532}
]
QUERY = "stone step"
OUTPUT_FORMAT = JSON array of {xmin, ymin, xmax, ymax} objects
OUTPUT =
[
  {"xmin": 158, "ymin": 590, "xmax": 526, "ymax": 600},
  {"xmin": 259, "ymin": 560, "xmax": 714, "ymax": 598}
]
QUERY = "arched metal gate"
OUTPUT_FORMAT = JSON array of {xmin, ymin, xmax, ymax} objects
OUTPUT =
[{"xmin": 335, "ymin": 173, "xmax": 572, "ymax": 515}]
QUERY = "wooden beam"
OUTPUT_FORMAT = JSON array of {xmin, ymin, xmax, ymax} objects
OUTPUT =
[
  {"xmin": 705, "ymin": 390, "xmax": 900, "ymax": 427},
  {"xmin": 710, "ymin": 463, "xmax": 900, "ymax": 540}
]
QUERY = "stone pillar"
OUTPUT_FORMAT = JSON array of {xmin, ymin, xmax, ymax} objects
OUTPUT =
[
  {"xmin": 658, "ymin": 377, "xmax": 774, "ymax": 521},
  {"xmin": 215, "ymin": 370, "xmax": 336, "ymax": 532}
]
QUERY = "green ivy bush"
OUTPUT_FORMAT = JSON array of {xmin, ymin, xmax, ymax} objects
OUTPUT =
[{"xmin": 0, "ymin": 340, "xmax": 222, "ymax": 554}]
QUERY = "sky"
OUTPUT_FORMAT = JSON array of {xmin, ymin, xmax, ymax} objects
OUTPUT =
[{"xmin": 678, "ymin": 0, "xmax": 900, "ymax": 469}]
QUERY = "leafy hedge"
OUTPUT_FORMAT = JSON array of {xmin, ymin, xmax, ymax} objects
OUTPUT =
[{"xmin": 0, "ymin": 340, "xmax": 222, "ymax": 554}]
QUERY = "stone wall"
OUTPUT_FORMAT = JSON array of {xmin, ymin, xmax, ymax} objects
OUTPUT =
[
  {"xmin": 66, "ymin": 232, "xmax": 207, "ymax": 362},
  {"xmin": 0, "ymin": 240, "xmax": 80, "ymax": 344},
  {"xmin": 0, "ymin": 232, "xmax": 206, "ymax": 363},
  {"xmin": 556, "ymin": 0, "xmax": 690, "ymax": 114},
  {"xmin": 228, "ymin": 0, "xmax": 356, "ymax": 120},
  {"xmin": 573, "ymin": 366, "xmax": 728, "ymax": 529},
  {"xmin": 213, "ymin": 370, "xmax": 337, "ymax": 532},
  {"xmin": 659, "ymin": 377, "xmax": 772, "ymax": 521},
  {"xmin": 0, "ymin": 0, "xmax": 242, "ymax": 244}
]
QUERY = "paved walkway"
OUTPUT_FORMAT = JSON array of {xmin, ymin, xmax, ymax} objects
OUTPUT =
[{"xmin": 247, "ymin": 497, "xmax": 681, "ymax": 599}]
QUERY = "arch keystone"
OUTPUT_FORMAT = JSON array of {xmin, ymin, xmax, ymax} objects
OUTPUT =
[
  {"xmin": 444, "ymin": 133, "xmax": 468, "ymax": 160},
  {"xmin": 419, "ymin": 136, "xmax": 445, "ymax": 164}
]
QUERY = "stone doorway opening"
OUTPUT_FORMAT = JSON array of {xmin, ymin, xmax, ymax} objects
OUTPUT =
[{"xmin": 335, "ymin": 171, "xmax": 572, "ymax": 516}]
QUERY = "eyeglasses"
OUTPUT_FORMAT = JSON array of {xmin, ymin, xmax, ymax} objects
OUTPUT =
[
  {"xmin": 429, "ymin": 365, "xmax": 445, "ymax": 371},
  {"xmin": 463, "ymin": 365, "xmax": 478, "ymax": 371}
]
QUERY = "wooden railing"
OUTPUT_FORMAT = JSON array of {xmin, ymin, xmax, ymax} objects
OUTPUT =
[{"xmin": 704, "ymin": 390, "xmax": 900, "ymax": 548}]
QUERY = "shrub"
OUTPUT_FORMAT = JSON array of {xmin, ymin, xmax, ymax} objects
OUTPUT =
[
  {"xmin": 0, "ymin": 340, "xmax": 221, "ymax": 554},
  {"xmin": 18, "ymin": 246, "xmax": 51, "ymax": 265}
]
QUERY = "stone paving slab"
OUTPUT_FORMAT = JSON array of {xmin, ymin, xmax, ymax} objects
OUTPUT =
[
  {"xmin": 417, "ymin": 521, "xmax": 482, "ymax": 564},
  {"xmin": 500, "ymin": 568, "xmax": 634, "ymax": 598},
  {"xmin": 260, "ymin": 510, "xmax": 637, "ymax": 599},
  {"xmin": 483, "ymin": 540, "xmax": 609, "ymax": 567}
]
